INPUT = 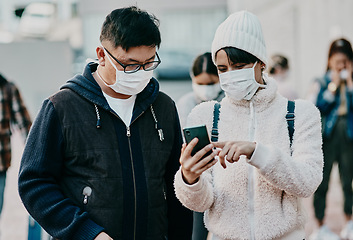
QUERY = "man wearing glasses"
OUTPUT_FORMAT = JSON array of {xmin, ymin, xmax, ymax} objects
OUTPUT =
[{"xmin": 18, "ymin": 6, "xmax": 192, "ymax": 240}]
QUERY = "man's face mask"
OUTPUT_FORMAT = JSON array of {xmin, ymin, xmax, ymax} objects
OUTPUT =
[
  {"xmin": 219, "ymin": 61, "xmax": 266, "ymax": 101},
  {"xmin": 102, "ymin": 48, "xmax": 153, "ymax": 95}
]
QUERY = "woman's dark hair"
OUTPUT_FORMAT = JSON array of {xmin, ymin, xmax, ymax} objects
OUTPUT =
[
  {"xmin": 326, "ymin": 38, "xmax": 353, "ymax": 71},
  {"xmin": 192, "ymin": 52, "xmax": 218, "ymax": 77},
  {"xmin": 0, "ymin": 74, "xmax": 7, "ymax": 87},
  {"xmin": 269, "ymin": 54, "xmax": 289, "ymax": 74},
  {"xmin": 218, "ymin": 47, "xmax": 259, "ymax": 66},
  {"xmin": 100, "ymin": 6, "xmax": 161, "ymax": 50}
]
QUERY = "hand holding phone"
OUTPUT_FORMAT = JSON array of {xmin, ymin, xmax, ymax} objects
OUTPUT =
[{"xmin": 180, "ymin": 125, "xmax": 219, "ymax": 184}]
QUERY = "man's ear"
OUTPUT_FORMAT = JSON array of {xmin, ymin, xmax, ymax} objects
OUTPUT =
[{"xmin": 96, "ymin": 46, "xmax": 105, "ymax": 66}]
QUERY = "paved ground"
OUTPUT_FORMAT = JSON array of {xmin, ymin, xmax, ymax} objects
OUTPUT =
[
  {"xmin": 0, "ymin": 131, "xmax": 29, "ymax": 239},
  {"xmin": 0, "ymin": 81, "xmax": 348, "ymax": 239},
  {"xmin": 303, "ymin": 164, "xmax": 346, "ymax": 238}
]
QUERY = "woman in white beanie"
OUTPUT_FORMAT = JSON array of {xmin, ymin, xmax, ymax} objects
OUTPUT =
[{"xmin": 174, "ymin": 10, "xmax": 323, "ymax": 240}]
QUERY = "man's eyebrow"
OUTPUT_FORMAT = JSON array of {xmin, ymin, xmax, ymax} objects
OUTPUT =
[{"xmin": 128, "ymin": 54, "xmax": 156, "ymax": 63}]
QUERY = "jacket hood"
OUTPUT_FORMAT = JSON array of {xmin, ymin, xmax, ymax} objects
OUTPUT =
[{"xmin": 61, "ymin": 62, "xmax": 160, "ymax": 114}]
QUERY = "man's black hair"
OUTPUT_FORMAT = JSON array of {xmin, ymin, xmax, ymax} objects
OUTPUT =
[
  {"xmin": 220, "ymin": 47, "xmax": 259, "ymax": 65},
  {"xmin": 100, "ymin": 6, "xmax": 161, "ymax": 50},
  {"xmin": 0, "ymin": 74, "xmax": 8, "ymax": 87}
]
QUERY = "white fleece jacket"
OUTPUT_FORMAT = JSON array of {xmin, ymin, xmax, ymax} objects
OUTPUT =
[{"xmin": 174, "ymin": 77, "xmax": 323, "ymax": 240}]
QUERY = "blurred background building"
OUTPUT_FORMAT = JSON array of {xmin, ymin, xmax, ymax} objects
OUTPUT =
[{"xmin": 0, "ymin": 0, "xmax": 352, "ymax": 115}]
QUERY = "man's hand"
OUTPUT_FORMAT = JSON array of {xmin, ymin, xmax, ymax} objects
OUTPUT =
[
  {"xmin": 95, "ymin": 232, "xmax": 113, "ymax": 240},
  {"xmin": 180, "ymin": 138, "xmax": 219, "ymax": 185},
  {"xmin": 213, "ymin": 141, "xmax": 256, "ymax": 169}
]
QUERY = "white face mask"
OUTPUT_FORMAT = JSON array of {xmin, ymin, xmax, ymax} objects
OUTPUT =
[
  {"xmin": 329, "ymin": 69, "xmax": 349, "ymax": 81},
  {"xmin": 219, "ymin": 61, "xmax": 266, "ymax": 100},
  {"xmin": 103, "ymin": 48, "xmax": 153, "ymax": 95},
  {"xmin": 192, "ymin": 82, "xmax": 222, "ymax": 101}
]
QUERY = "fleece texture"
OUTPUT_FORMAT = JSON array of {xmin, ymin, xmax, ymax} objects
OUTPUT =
[{"xmin": 174, "ymin": 76, "xmax": 323, "ymax": 240}]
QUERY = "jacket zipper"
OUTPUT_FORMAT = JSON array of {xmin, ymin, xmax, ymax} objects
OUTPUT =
[
  {"xmin": 126, "ymin": 126, "xmax": 137, "ymax": 240},
  {"xmin": 248, "ymin": 101, "xmax": 256, "ymax": 240},
  {"xmin": 108, "ymin": 109, "xmax": 143, "ymax": 240},
  {"xmin": 248, "ymin": 165, "xmax": 255, "ymax": 240},
  {"xmin": 126, "ymin": 111, "xmax": 145, "ymax": 240}
]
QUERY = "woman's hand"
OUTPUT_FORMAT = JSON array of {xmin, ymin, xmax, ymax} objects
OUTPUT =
[
  {"xmin": 95, "ymin": 232, "xmax": 113, "ymax": 240},
  {"xmin": 180, "ymin": 138, "xmax": 219, "ymax": 185},
  {"xmin": 213, "ymin": 141, "xmax": 256, "ymax": 169}
]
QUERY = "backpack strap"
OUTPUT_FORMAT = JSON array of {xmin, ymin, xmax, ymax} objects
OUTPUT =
[
  {"xmin": 286, "ymin": 100, "xmax": 295, "ymax": 149},
  {"xmin": 211, "ymin": 101, "xmax": 295, "ymax": 149},
  {"xmin": 211, "ymin": 102, "xmax": 221, "ymax": 142}
]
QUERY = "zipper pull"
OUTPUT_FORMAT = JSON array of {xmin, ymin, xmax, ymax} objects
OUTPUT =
[
  {"xmin": 126, "ymin": 127, "xmax": 131, "ymax": 137},
  {"xmin": 158, "ymin": 129, "xmax": 164, "ymax": 142},
  {"xmin": 82, "ymin": 186, "xmax": 92, "ymax": 205},
  {"xmin": 151, "ymin": 105, "xmax": 164, "ymax": 142},
  {"xmin": 155, "ymin": 122, "xmax": 164, "ymax": 142}
]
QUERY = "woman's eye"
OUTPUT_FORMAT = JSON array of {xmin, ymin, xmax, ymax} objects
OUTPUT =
[{"xmin": 234, "ymin": 64, "xmax": 246, "ymax": 69}]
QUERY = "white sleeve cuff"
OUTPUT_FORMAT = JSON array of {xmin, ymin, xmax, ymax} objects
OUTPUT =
[
  {"xmin": 175, "ymin": 168, "xmax": 204, "ymax": 192},
  {"xmin": 247, "ymin": 142, "xmax": 272, "ymax": 170}
]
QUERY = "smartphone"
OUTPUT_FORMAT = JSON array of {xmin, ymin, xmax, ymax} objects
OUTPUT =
[{"xmin": 183, "ymin": 125, "xmax": 212, "ymax": 158}]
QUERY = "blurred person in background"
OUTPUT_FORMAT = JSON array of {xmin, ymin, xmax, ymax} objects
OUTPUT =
[
  {"xmin": 310, "ymin": 38, "xmax": 353, "ymax": 240},
  {"xmin": 174, "ymin": 10, "xmax": 323, "ymax": 240},
  {"xmin": 18, "ymin": 6, "xmax": 192, "ymax": 240},
  {"xmin": 177, "ymin": 52, "xmax": 224, "ymax": 129},
  {"xmin": 0, "ymin": 73, "xmax": 31, "ymax": 218},
  {"xmin": 268, "ymin": 54, "xmax": 298, "ymax": 100},
  {"xmin": 177, "ymin": 52, "xmax": 224, "ymax": 240}
]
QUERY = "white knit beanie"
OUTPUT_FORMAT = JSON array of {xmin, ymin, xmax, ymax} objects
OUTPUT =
[{"xmin": 211, "ymin": 10, "xmax": 267, "ymax": 66}]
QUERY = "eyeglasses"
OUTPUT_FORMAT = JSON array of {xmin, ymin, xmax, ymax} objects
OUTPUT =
[{"xmin": 104, "ymin": 47, "xmax": 161, "ymax": 74}]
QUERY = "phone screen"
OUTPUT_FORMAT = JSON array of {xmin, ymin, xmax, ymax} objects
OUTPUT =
[{"xmin": 183, "ymin": 125, "xmax": 212, "ymax": 158}]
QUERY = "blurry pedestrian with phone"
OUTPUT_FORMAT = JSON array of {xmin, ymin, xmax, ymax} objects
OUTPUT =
[
  {"xmin": 310, "ymin": 38, "xmax": 353, "ymax": 240},
  {"xmin": 174, "ymin": 10, "xmax": 323, "ymax": 240}
]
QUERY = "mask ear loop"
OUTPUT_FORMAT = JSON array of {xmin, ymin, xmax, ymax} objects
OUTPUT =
[
  {"xmin": 252, "ymin": 61, "xmax": 258, "ymax": 69},
  {"xmin": 102, "ymin": 47, "xmax": 119, "ymax": 72},
  {"xmin": 255, "ymin": 61, "xmax": 267, "ymax": 87},
  {"xmin": 255, "ymin": 60, "xmax": 267, "ymax": 85}
]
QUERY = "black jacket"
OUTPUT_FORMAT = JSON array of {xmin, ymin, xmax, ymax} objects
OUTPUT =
[{"xmin": 18, "ymin": 63, "xmax": 192, "ymax": 240}]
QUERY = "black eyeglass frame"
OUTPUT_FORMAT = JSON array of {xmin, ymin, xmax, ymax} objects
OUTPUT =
[{"xmin": 104, "ymin": 47, "xmax": 161, "ymax": 74}]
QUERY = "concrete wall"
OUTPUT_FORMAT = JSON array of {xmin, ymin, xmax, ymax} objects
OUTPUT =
[
  {"xmin": 78, "ymin": 0, "xmax": 227, "ymax": 58},
  {"xmin": 0, "ymin": 41, "xmax": 73, "ymax": 118},
  {"xmin": 227, "ymin": 0, "xmax": 353, "ymax": 98}
]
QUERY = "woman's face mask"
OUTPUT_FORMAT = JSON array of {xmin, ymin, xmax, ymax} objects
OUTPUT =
[
  {"xmin": 103, "ymin": 48, "xmax": 153, "ymax": 95},
  {"xmin": 192, "ymin": 82, "xmax": 222, "ymax": 101},
  {"xmin": 219, "ymin": 61, "xmax": 266, "ymax": 100}
]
